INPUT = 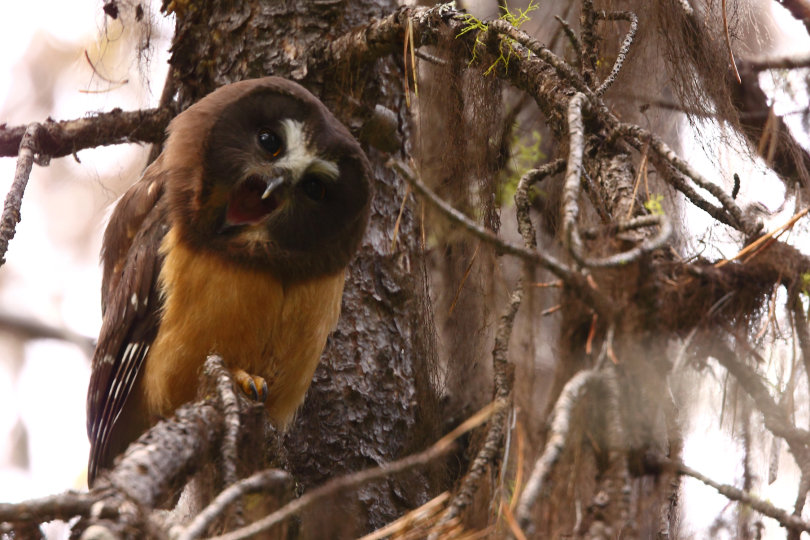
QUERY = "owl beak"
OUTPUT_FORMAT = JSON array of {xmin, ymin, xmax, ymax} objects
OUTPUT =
[{"xmin": 262, "ymin": 176, "xmax": 287, "ymax": 200}]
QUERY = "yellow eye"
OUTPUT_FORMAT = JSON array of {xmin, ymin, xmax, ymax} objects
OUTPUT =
[{"xmin": 258, "ymin": 129, "xmax": 282, "ymax": 158}]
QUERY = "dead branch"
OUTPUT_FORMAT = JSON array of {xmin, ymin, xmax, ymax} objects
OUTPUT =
[
  {"xmin": 554, "ymin": 15, "xmax": 581, "ymax": 65},
  {"xmin": 0, "ymin": 309, "xmax": 95, "ymax": 354},
  {"xmin": 0, "ymin": 124, "xmax": 46, "ymax": 266},
  {"xmin": 389, "ymin": 159, "xmax": 571, "ymax": 280},
  {"xmin": 742, "ymin": 52, "xmax": 810, "ymax": 71},
  {"xmin": 0, "ymin": 108, "xmax": 170, "ymax": 159},
  {"xmin": 515, "ymin": 369, "xmax": 598, "ymax": 535},
  {"xmin": 391, "ymin": 157, "xmax": 614, "ymax": 319},
  {"xmin": 1, "ymin": 356, "xmax": 263, "ymax": 538},
  {"xmin": 579, "ymin": 0, "xmax": 599, "ymax": 87},
  {"xmin": 0, "ymin": 490, "xmax": 118, "ymax": 524},
  {"xmin": 776, "ymin": 0, "xmax": 810, "ymax": 35},
  {"xmin": 594, "ymin": 10, "xmax": 638, "ymax": 96},
  {"xmin": 178, "ymin": 469, "xmax": 293, "ymax": 540},
  {"xmin": 514, "ymin": 159, "xmax": 566, "ymax": 249},
  {"xmin": 710, "ymin": 341, "xmax": 810, "ymax": 469},
  {"xmin": 438, "ymin": 281, "xmax": 523, "ymax": 525},
  {"xmin": 562, "ymin": 93, "xmax": 588, "ymax": 264},
  {"xmin": 563, "ymin": 94, "xmax": 672, "ymax": 267},
  {"xmin": 102, "ymin": 394, "xmax": 223, "ymax": 510},
  {"xmin": 207, "ymin": 401, "xmax": 503, "ymax": 540},
  {"xmin": 665, "ymin": 457, "xmax": 810, "ymax": 534},
  {"xmin": 617, "ymin": 122, "xmax": 759, "ymax": 234},
  {"xmin": 360, "ymin": 492, "xmax": 450, "ymax": 540}
]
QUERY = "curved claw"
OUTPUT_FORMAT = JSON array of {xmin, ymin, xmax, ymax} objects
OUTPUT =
[
  {"xmin": 233, "ymin": 368, "xmax": 269, "ymax": 403},
  {"xmin": 257, "ymin": 378, "xmax": 268, "ymax": 402}
]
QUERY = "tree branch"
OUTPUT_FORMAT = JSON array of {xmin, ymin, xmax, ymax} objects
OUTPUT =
[
  {"xmin": 516, "ymin": 370, "xmax": 598, "ymax": 534},
  {"xmin": 208, "ymin": 401, "xmax": 503, "ymax": 540},
  {"xmin": 664, "ymin": 457, "xmax": 810, "ymax": 534},
  {"xmin": 0, "ymin": 108, "xmax": 171, "ymax": 159},
  {"xmin": 0, "ymin": 124, "xmax": 46, "ymax": 266}
]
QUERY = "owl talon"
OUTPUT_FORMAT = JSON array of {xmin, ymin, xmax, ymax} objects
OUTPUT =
[{"xmin": 233, "ymin": 369, "xmax": 268, "ymax": 403}]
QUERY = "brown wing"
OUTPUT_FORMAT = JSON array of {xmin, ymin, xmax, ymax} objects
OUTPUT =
[{"xmin": 86, "ymin": 160, "xmax": 171, "ymax": 485}]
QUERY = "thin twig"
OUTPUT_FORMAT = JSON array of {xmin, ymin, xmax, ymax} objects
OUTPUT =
[
  {"xmin": 515, "ymin": 370, "xmax": 598, "ymax": 534},
  {"xmin": 439, "ymin": 282, "xmax": 523, "ymax": 525},
  {"xmin": 721, "ymin": 0, "xmax": 742, "ymax": 84},
  {"xmin": 618, "ymin": 123, "xmax": 758, "ymax": 234},
  {"xmin": 714, "ymin": 207, "xmax": 808, "ymax": 268},
  {"xmin": 208, "ymin": 401, "xmax": 505, "ymax": 540},
  {"xmin": 390, "ymin": 183, "xmax": 411, "ymax": 253},
  {"xmin": 554, "ymin": 15, "xmax": 581, "ymax": 64},
  {"xmin": 447, "ymin": 244, "xmax": 479, "ymax": 316},
  {"xmin": 0, "ymin": 124, "xmax": 45, "ymax": 266},
  {"xmin": 0, "ymin": 309, "xmax": 95, "ymax": 354},
  {"xmin": 359, "ymin": 492, "xmax": 450, "ymax": 540},
  {"xmin": 711, "ymin": 341, "xmax": 810, "ymax": 466},
  {"xmin": 389, "ymin": 159, "xmax": 575, "ymax": 282},
  {"xmin": 178, "ymin": 469, "xmax": 292, "ymax": 540},
  {"xmin": 594, "ymin": 11, "xmax": 638, "ymax": 96},
  {"xmin": 742, "ymin": 52, "xmax": 810, "ymax": 71},
  {"xmin": 579, "ymin": 0, "xmax": 599, "ymax": 87},
  {"xmin": 514, "ymin": 159, "xmax": 566, "ymax": 250},
  {"xmin": 664, "ymin": 457, "xmax": 810, "ymax": 534},
  {"xmin": 0, "ymin": 491, "xmax": 117, "ymax": 524}
]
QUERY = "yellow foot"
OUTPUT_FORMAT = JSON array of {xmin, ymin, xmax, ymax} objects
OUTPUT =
[{"xmin": 232, "ymin": 368, "xmax": 269, "ymax": 402}]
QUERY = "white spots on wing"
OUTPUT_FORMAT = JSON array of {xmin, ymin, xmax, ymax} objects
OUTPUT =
[
  {"xmin": 147, "ymin": 181, "xmax": 157, "ymax": 196},
  {"xmin": 122, "ymin": 342, "xmax": 135, "ymax": 362},
  {"xmin": 130, "ymin": 293, "xmax": 138, "ymax": 308},
  {"xmin": 96, "ymin": 340, "xmax": 150, "ymax": 457}
]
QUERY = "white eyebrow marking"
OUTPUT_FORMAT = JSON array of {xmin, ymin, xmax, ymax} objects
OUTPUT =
[
  {"xmin": 307, "ymin": 158, "xmax": 340, "ymax": 180},
  {"xmin": 275, "ymin": 119, "xmax": 339, "ymax": 182}
]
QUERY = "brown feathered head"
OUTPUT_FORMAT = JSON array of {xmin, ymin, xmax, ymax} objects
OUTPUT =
[{"xmin": 163, "ymin": 77, "xmax": 372, "ymax": 282}]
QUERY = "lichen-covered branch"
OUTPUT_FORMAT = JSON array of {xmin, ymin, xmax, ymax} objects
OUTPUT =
[
  {"xmin": 514, "ymin": 159, "xmax": 566, "ymax": 249},
  {"xmin": 515, "ymin": 370, "xmax": 598, "ymax": 534},
  {"xmin": 594, "ymin": 10, "xmax": 638, "ymax": 96},
  {"xmin": 0, "ymin": 124, "xmax": 45, "ymax": 266},
  {"xmin": 618, "ymin": 122, "xmax": 758, "ymax": 234},
  {"xmin": 563, "ymin": 94, "xmax": 672, "ymax": 267}
]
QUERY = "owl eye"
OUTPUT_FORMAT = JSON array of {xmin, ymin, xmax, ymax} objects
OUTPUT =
[
  {"xmin": 258, "ymin": 129, "xmax": 283, "ymax": 157},
  {"xmin": 301, "ymin": 175, "xmax": 327, "ymax": 202}
]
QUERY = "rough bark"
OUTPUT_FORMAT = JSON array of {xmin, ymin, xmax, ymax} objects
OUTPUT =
[{"xmin": 158, "ymin": 0, "xmax": 442, "ymax": 534}]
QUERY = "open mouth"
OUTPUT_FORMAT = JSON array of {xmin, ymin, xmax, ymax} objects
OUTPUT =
[{"xmin": 225, "ymin": 175, "xmax": 282, "ymax": 226}]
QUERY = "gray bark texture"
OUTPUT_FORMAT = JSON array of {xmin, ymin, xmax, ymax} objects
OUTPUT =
[{"xmin": 161, "ymin": 0, "xmax": 444, "ymax": 533}]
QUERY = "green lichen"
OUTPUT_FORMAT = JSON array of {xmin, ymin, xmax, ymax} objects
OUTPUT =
[
  {"xmin": 456, "ymin": 1, "xmax": 539, "ymax": 75},
  {"xmin": 644, "ymin": 194, "xmax": 665, "ymax": 216}
]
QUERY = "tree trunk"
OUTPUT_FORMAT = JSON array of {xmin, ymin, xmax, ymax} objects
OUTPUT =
[{"xmin": 164, "ymin": 0, "xmax": 443, "ymax": 534}]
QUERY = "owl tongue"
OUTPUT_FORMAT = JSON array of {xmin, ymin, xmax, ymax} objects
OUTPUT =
[{"xmin": 226, "ymin": 176, "xmax": 280, "ymax": 225}]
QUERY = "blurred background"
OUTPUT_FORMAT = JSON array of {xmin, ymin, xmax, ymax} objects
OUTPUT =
[{"xmin": 0, "ymin": 0, "xmax": 170, "ymax": 502}]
